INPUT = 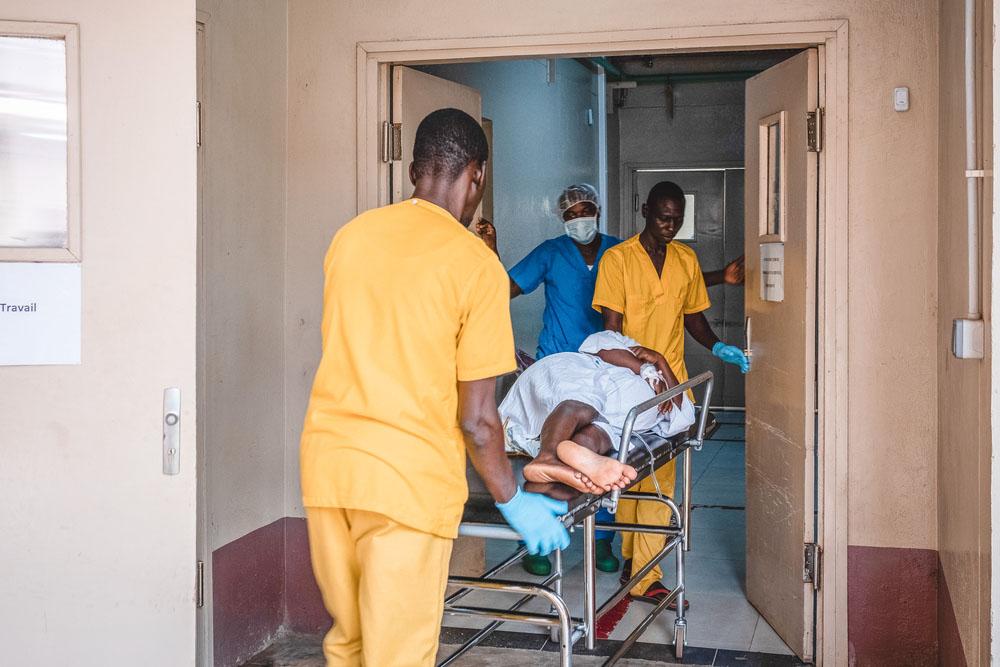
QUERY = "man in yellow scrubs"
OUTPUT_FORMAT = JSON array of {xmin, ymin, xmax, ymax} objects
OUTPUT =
[
  {"xmin": 300, "ymin": 109, "xmax": 570, "ymax": 666},
  {"xmin": 592, "ymin": 180, "xmax": 748, "ymax": 608}
]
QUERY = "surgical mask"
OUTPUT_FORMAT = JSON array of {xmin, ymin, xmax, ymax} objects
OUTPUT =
[{"xmin": 564, "ymin": 216, "xmax": 598, "ymax": 244}]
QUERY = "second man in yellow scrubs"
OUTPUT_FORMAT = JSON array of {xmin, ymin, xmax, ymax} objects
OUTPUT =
[{"xmin": 592, "ymin": 180, "xmax": 748, "ymax": 608}]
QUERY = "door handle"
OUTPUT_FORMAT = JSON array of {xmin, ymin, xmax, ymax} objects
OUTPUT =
[
  {"xmin": 744, "ymin": 316, "xmax": 753, "ymax": 370},
  {"xmin": 163, "ymin": 387, "xmax": 180, "ymax": 475}
]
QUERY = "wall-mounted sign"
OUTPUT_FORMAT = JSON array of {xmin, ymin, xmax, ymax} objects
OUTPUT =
[
  {"xmin": 760, "ymin": 242, "xmax": 784, "ymax": 302},
  {"xmin": 0, "ymin": 263, "xmax": 80, "ymax": 365}
]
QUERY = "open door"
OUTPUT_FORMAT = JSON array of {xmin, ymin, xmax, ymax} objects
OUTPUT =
[
  {"xmin": 391, "ymin": 66, "xmax": 482, "ymax": 202},
  {"xmin": 743, "ymin": 49, "xmax": 819, "ymax": 661}
]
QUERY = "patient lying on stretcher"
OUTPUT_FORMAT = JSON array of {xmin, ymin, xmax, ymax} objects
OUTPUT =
[{"xmin": 498, "ymin": 331, "xmax": 697, "ymax": 495}]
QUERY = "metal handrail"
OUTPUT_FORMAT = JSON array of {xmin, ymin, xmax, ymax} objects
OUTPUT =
[
  {"xmin": 444, "ymin": 577, "xmax": 576, "ymax": 667},
  {"xmin": 608, "ymin": 371, "xmax": 715, "ymax": 512}
]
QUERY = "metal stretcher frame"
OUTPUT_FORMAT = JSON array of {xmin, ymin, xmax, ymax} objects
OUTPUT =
[{"xmin": 440, "ymin": 371, "xmax": 715, "ymax": 667}]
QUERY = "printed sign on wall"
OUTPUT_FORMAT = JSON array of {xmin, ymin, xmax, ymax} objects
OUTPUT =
[
  {"xmin": 759, "ymin": 242, "xmax": 784, "ymax": 302},
  {"xmin": 0, "ymin": 263, "xmax": 81, "ymax": 365}
]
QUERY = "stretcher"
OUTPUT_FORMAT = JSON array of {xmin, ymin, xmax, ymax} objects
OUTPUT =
[{"xmin": 440, "ymin": 371, "xmax": 716, "ymax": 666}]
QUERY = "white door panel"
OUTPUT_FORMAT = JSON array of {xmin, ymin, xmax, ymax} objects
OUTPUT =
[
  {"xmin": 0, "ymin": 4, "xmax": 198, "ymax": 665},
  {"xmin": 744, "ymin": 48, "xmax": 818, "ymax": 662},
  {"xmin": 391, "ymin": 66, "xmax": 482, "ymax": 203}
]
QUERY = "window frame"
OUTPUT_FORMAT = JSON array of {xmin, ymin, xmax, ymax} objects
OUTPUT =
[
  {"xmin": 0, "ymin": 21, "xmax": 81, "ymax": 262},
  {"xmin": 757, "ymin": 110, "xmax": 787, "ymax": 243}
]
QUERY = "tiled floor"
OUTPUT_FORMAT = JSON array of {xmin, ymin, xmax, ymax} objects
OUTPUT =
[
  {"xmin": 245, "ymin": 630, "xmax": 805, "ymax": 666},
  {"xmin": 442, "ymin": 411, "xmax": 795, "ymax": 656}
]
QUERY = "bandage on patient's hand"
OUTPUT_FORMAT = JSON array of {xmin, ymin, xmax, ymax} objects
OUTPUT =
[
  {"xmin": 638, "ymin": 362, "xmax": 662, "ymax": 385},
  {"xmin": 639, "ymin": 363, "xmax": 672, "ymax": 412}
]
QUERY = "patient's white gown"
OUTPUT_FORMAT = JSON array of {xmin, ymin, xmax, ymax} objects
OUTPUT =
[{"xmin": 499, "ymin": 331, "xmax": 696, "ymax": 455}]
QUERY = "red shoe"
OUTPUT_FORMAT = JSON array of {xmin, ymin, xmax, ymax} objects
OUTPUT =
[{"xmin": 627, "ymin": 580, "xmax": 691, "ymax": 611}]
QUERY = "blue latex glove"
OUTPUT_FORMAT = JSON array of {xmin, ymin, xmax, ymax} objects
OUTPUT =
[
  {"xmin": 496, "ymin": 488, "xmax": 571, "ymax": 555},
  {"xmin": 712, "ymin": 341, "xmax": 750, "ymax": 374}
]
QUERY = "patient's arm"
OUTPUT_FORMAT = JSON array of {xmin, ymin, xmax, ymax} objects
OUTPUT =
[
  {"xmin": 593, "ymin": 347, "xmax": 679, "ymax": 411},
  {"xmin": 594, "ymin": 347, "xmax": 642, "ymax": 374},
  {"xmin": 589, "ymin": 323, "xmax": 683, "ymax": 409},
  {"xmin": 629, "ymin": 347, "xmax": 683, "ymax": 410},
  {"xmin": 458, "ymin": 377, "xmax": 518, "ymax": 504},
  {"xmin": 593, "ymin": 346, "xmax": 679, "ymax": 388},
  {"xmin": 630, "ymin": 347, "xmax": 681, "ymax": 389}
]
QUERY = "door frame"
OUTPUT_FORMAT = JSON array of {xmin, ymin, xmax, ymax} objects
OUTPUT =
[
  {"xmin": 356, "ymin": 20, "xmax": 850, "ymax": 665},
  {"xmin": 195, "ymin": 10, "xmax": 213, "ymax": 667}
]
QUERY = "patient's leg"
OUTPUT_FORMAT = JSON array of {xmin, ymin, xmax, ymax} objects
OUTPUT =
[
  {"xmin": 556, "ymin": 425, "xmax": 638, "ymax": 492},
  {"xmin": 524, "ymin": 400, "xmax": 601, "ymax": 493},
  {"xmin": 523, "ymin": 401, "xmax": 637, "ymax": 493}
]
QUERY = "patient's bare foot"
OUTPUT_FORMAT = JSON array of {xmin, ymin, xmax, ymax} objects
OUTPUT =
[
  {"xmin": 556, "ymin": 440, "xmax": 638, "ymax": 492},
  {"xmin": 525, "ymin": 453, "xmax": 601, "ymax": 494}
]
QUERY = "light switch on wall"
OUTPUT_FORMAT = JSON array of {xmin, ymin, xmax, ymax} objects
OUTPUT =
[{"xmin": 893, "ymin": 87, "xmax": 909, "ymax": 112}]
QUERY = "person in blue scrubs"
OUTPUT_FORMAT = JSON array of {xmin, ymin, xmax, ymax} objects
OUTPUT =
[
  {"xmin": 508, "ymin": 184, "xmax": 618, "ymax": 359},
  {"xmin": 478, "ymin": 183, "xmax": 743, "ymax": 576}
]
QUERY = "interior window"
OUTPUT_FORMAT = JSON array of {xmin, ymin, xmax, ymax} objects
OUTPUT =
[
  {"xmin": 759, "ymin": 111, "xmax": 785, "ymax": 239},
  {"xmin": 0, "ymin": 34, "xmax": 71, "ymax": 252}
]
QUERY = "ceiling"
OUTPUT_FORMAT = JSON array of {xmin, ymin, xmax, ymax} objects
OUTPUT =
[{"xmin": 581, "ymin": 50, "xmax": 802, "ymax": 80}]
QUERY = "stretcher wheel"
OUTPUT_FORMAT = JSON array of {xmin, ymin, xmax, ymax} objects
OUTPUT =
[{"xmin": 673, "ymin": 622, "xmax": 686, "ymax": 659}]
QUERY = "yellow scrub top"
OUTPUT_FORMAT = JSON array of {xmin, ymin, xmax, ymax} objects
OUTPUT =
[
  {"xmin": 300, "ymin": 198, "xmax": 516, "ymax": 539},
  {"xmin": 591, "ymin": 235, "xmax": 710, "ymax": 383}
]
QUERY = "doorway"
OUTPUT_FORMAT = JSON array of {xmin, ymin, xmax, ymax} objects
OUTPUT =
[
  {"xmin": 359, "ymin": 24, "xmax": 848, "ymax": 664},
  {"xmin": 195, "ymin": 20, "xmax": 848, "ymax": 667},
  {"xmin": 402, "ymin": 49, "xmax": 798, "ymax": 659}
]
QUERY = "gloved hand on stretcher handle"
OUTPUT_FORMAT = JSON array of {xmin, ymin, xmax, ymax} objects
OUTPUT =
[
  {"xmin": 496, "ymin": 487, "xmax": 571, "ymax": 555},
  {"xmin": 712, "ymin": 341, "xmax": 750, "ymax": 373}
]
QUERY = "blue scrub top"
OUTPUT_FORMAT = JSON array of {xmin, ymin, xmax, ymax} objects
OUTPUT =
[{"xmin": 508, "ymin": 233, "xmax": 622, "ymax": 359}]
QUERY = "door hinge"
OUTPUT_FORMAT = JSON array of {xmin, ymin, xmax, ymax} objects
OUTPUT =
[
  {"xmin": 381, "ymin": 121, "xmax": 402, "ymax": 163},
  {"xmin": 196, "ymin": 101, "xmax": 203, "ymax": 149},
  {"xmin": 804, "ymin": 543, "xmax": 822, "ymax": 590},
  {"xmin": 806, "ymin": 108, "xmax": 823, "ymax": 153},
  {"xmin": 196, "ymin": 560, "xmax": 205, "ymax": 607}
]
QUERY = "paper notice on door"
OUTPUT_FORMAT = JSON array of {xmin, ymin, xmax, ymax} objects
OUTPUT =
[
  {"xmin": 0, "ymin": 263, "xmax": 81, "ymax": 366},
  {"xmin": 760, "ymin": 242, "xmax": 784, "ymax": 302}
]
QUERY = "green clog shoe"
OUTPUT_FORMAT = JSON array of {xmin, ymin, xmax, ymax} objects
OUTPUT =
[
  {"xmin": 521, "ymin": 554, "xmax": 552, "ymax": 576},
  {"xmin": 595, "ymin": 538, "xmax": 620, "ymax": 573}
]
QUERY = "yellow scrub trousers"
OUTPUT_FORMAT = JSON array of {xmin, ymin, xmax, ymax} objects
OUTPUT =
[
  {"xmin": 618, "ymin": 459, "xmax": 676, "ymax": 594},
  {"xmin": 306, "ymin": 507, "xmax": 454, "ymax": 667}
]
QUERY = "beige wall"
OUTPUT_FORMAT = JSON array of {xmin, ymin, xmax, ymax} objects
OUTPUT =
[
  {"xmin": 284, "ymin": 0, "xmax": 941, "ymax": 552},
  {"xmin": 937, "ymin": 0, "xmax": 992, "ymax": 663},
  {"xmin": 198, "ymin": 0, "xmax": 289, "ymax": 551}
]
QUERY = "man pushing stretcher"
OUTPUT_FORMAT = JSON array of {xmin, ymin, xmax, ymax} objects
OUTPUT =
[
  {"xmin": 300, "ymin": 109, "xmax": 570, "ymax": 667},
  {"xmin": 499, "ymin": 330, "xmax": 696, "ymax": 495}
]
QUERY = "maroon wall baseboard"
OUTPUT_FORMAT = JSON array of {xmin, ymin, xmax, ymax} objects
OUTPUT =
[
  {"xmin": 284, "ymin": 516, "xmax": 333, "ymax": 633},
  {"xmin": 212, "ymin": 517, "xmax": 332, "ymax": 666},
  {"xmin": 213, "ymin": 518, "xmax": 286, "ymax": 667},
  {"xmin": 217, "ymin": 529, "xmax": 965, "ymax": 666},
  {"xmin": 847, "ymin": 545, "xmax": 938, "ymax": 666},
  {"xmin": 938, "ymin": 556, "xmax": 969, "ymax": 667}
]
